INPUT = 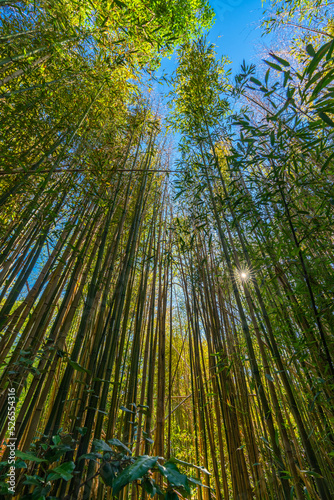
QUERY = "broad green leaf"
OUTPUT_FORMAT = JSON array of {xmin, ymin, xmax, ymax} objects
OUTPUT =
[
  {"xmin": 15, "ymin": 450, "xmax": 46, "ymax": 463},
  {"xmin": 108, "ymin": 438, "xmax": 132, "ymax": 454},
  {"xmin": 112, "ymin": 456, "xmax": 159, "ymax": 495},
  {"xmin": 92, "ymin": 439, "xmax": 113, "ymax": 452},
  {"xmin": 157, "ymin": 462, "xmax": 190, "ymax": 493},
  {"xmin": 22, "ymin": 475, "xmax": 44, "ymax": 486},
  {"xmin": 47, "ymin": 461, "xmax": 75, "ymax": 481},
  {"xmin": 165, "ymin": 492, "xmax": 179, "ymax": 500},
  {"xmin": 78, "ymin": 452, "xmax": 102, "ymax": 462},
  {"xmin": 142, "ymin": 478, "xmax": 162, "ymax": 497},
  {"xmin": 100, "ymin": 462, "xmax": 116, "ymax": 487}
]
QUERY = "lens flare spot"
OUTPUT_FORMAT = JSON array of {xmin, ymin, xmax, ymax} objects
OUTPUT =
[{"xmin": 233, "ymin": 265, "xmax": 253, "ymax": 287}]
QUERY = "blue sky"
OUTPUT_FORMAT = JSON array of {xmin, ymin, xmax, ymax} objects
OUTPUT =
[{"xmin": 209, "ymin": 0, "xmax": 267, "ymax": 73}]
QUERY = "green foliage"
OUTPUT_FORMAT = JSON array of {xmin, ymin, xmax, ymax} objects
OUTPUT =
[
  {"xmin": 112, "ymin": 455, "xmax": 160, "ymax": 494},
  {"xmin": 0, "ymin": 433, "xmax": 209, "ymax": 498},
  {"xmin": 0, "ymin": 432, "xmax": 76, "ymax": 498},
  {"xmin": 168, "ymin": 37, "xmax": 231, "ymax": 136}
]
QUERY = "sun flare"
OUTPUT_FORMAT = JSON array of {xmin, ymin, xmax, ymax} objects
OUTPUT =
[{"xmin": 234, "ymin": 265, "xmax": 253, "ymax": 287}]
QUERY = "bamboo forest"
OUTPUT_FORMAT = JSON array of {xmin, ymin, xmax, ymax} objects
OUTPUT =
[{"xmin": 1, "ymin": 0, "xmax": 334, "ymax": 498}]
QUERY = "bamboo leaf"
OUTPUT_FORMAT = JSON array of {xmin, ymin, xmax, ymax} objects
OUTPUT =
[
  {"xmin": 264, "ymin": 60, "xmax": 282, "ymax": 72},
  {"xmin": 68, "ymin": 360, "xmax": 91, "ymax": 374},
  {"xmin": 108, "ymin": 438, "xmax": 132, "ymax": 454},
  {"xmin": 318, "ymin": 112, "xmax": 334, "ymax": 127},
  {"xmin": 269, "ymin": 53, "xmax": 290, "ymax": 67}
]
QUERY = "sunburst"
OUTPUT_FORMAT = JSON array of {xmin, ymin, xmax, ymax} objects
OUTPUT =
[{"xmin": 233, "ymin": 264, "xmax": 253, "ymax": 288}]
